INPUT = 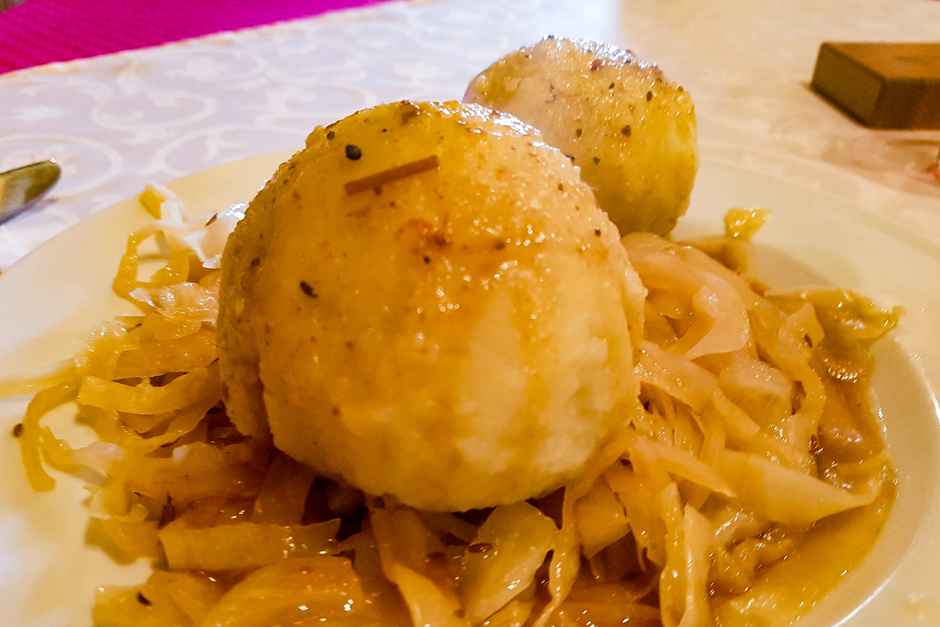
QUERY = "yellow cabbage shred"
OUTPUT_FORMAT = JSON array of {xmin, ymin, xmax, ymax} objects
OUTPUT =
[{"xmin": 3, "ymin": 207, "xmax": 899, "ymax": 626}]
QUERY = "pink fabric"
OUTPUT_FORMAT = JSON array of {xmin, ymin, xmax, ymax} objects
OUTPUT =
[{"xmin": 0, "ymin": 0, "xmax": 388, "ymax": 74}]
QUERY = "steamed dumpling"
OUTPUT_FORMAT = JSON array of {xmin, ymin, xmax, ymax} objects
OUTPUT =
[
  {"xmin": 218, "ymin": 101, "xmax": 643, "ymax": 511},
  {"xmin": 465, "ymin": 37, "xmax": 697, "ymax": 236}
]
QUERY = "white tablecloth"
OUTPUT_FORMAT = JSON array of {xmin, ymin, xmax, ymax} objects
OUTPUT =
[{"xmin": 1, "ymin": 0, "xmax": 938, "ymax": 268}]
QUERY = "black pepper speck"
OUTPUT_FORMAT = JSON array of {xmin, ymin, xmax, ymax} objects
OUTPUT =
[
  {"xmin": 621, "ymin": 125, "xmax": 632, "ymax": 137},
  {"xmin": 593, "ymin": 156, "xmax": 601, "ymax": 165},
  {"xmin": 345, "ymin": 144, "xmax": 362, "ymax": 160},
  {"xmin": 299, "ymin": 281, "xmax": 318, "ymax": 298},
  {"xmin": 137, "ymin": 592, "xmax": 151, "ymax": 606},
  {"xmin": 575, "ymin": 128, "xmax": 582, "ymax": 138},
  {"xmin": 646, "ymin": 91, "xmax": 653, "ymax": 101},
  {"xmin": 11, "ymin": 423, "xmax": 23, "ymax": 438},
  {"xmin": 326, "ymin": 130, "xmax": 335, "ymax": 140}
]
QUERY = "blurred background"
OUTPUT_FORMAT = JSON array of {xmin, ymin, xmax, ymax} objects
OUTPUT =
[
  {"xmin": 0, "ymin": 0, "xmax": 386, "ymax": 73},
  {"xmin": 0, "ymin": 0, "xmax": 937, "ymax": 267}
]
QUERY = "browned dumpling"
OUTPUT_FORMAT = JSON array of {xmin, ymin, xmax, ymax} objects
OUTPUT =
[
  {"xmin": 465, "ymin": 37, "xmax": 697, "ymax": 236},
  {"xmin": 218, "ymin": 100, "xmax": 644, "ymax": 511}
]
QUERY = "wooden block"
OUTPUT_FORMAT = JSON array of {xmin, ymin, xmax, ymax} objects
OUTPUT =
[{"xmin": 811, "ymin": 42, "xmax": 940, "ymax": 129}]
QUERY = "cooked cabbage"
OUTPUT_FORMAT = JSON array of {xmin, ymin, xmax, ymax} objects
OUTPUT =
[
  {"xmin": 5, "ymin": 189, "xmax": 897, "ymax": 627},
  {"xmin": 461, "ymin": 502, "xmax": 557, "ymax": 622}
]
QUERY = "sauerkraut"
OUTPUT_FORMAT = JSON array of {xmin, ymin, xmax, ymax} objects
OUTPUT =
[{"xmin": 6, "ymin": 195, "xmax": 898, "ymax": 627}]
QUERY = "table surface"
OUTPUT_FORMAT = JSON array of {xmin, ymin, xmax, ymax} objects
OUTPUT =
[
  {"xmin": 1, "ymin": 0, "xmax": 938, "ymax": 268},
  {"xmin": 0, "ymin": 0, "xmax": 387, "ymax": 74}
]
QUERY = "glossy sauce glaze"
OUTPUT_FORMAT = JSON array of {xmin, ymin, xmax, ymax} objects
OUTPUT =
[{"xmin": 219, "ymin": 100, "xmax": 645, "ymax": 512}]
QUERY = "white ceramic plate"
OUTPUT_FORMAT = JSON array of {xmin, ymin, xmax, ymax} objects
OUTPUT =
[{"xmin": 0, "ymin": 147, "xmax": 937, "ymax": 627}]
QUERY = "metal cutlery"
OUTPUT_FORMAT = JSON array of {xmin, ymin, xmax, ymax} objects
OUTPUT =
[{"xmin": 0, "ymin": 160, "xmax": 61, "ymax": 224}]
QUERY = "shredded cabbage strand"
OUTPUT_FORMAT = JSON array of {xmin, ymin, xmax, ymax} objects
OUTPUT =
[{"xmin": 4, "ymin": 204, "xmax": 897, "ymax": 627}]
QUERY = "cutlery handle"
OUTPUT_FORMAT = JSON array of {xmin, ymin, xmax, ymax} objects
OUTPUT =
[{"xmin": 0, "ymin": 160, "xmax": 61, "ymax": 224}]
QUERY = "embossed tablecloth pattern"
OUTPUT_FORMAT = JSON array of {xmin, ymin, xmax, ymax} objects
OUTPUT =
[{"xmin": 1, "ymin": 0, "xmax": 938, "ymax": 268}]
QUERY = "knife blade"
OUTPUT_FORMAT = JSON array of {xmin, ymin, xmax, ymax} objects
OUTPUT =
[{"xmin": 0, "ymin": 160, "xmax": 61, "ymax": 224}]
